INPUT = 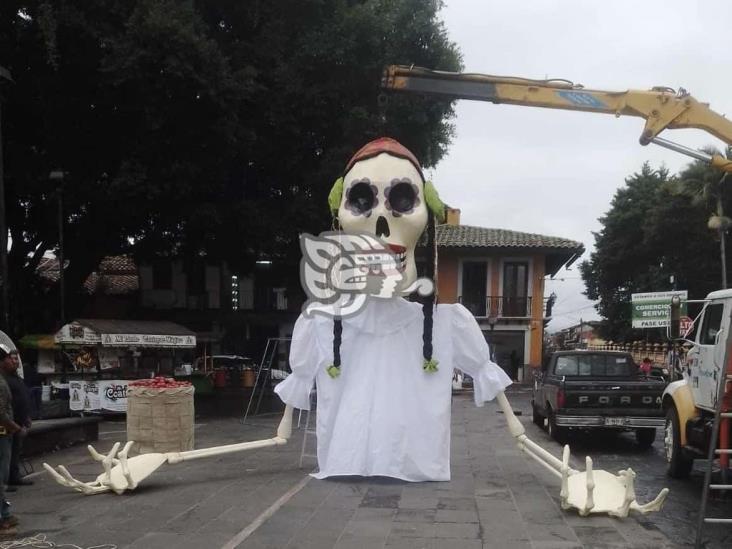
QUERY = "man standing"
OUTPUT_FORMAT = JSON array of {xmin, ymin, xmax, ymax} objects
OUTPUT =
[
  {"xmin": 0, "ymin": 344, "xmax": 22, "ymax": 532},
  {"xmin": 3, "ymin": 349, "xmax": 32, "ymax": 489}
]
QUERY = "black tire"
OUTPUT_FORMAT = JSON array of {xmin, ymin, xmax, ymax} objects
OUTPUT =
[
  {"xmin": 665, "ymin": 407, "xmax": 693, "ymax": 478},
  {"xmin": 635, "ymin": 428, "xmax": 656, "ymax": 449},
  {"xmin": 532, "ymin": 401, "xmax": 544, "ymax": 428},
  {"xmin": 547, "ymin": 410, "xmax": 567, "ymax": 444}
]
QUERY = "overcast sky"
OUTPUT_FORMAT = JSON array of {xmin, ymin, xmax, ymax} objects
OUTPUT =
[{"xmin": 426, "ymin": 0, "xmax": 730, "ymax": 331}]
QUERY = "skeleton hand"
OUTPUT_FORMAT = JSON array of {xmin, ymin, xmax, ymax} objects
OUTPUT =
[
  {"xmin": 559, "ymin": 445, "xmax": 669, "ymax": 516},
  {"xmin": 43, "ymin": 441, "xmax": 163, "ymax": 495},
  {"xmin": 495, "ymin": 392, "xmax": 668, "ymax": 517}
]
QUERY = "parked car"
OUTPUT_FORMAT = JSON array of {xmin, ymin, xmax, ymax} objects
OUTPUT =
[{"xmin": 531, "ymin": 350, "xmax": 666, "ymax": 447}]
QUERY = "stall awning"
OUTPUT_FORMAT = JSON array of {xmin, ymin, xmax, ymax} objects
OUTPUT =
[
  {"xmin": 55, "ymin": 319, "xmax": 197, "ymax": 348},
  {"xmin": 18, "ymin": 334, "xmax": 59, "ymax": 350}
]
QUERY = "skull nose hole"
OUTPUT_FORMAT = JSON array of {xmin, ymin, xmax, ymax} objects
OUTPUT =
[{"xmin": 376, "ymin": 216, "xmax": 390, "ymax": 238}]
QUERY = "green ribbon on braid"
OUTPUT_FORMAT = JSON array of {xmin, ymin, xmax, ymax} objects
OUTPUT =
[
  {"xmin": 423, "ymin": 358, "xmax": 439, "ymax": 373},
  {"xmin": 424, "ymin": 181, "xmax": 446, "ymax": 224},
  {"xmin": 328, "ymin": 177, "xmax": 344, "ymax": 217},
  {"xmin": 326, "ymin": 364, "xmax": 341, "ymax": 378},
  {"xmin": 327, "ymin": 177, "xmax": 446, "ymax": 223}
]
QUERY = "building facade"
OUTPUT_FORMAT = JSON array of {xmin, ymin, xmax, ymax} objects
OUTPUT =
[{"xmin": 434, "ymin": 210, "xmax": 584, "ymax": 380}]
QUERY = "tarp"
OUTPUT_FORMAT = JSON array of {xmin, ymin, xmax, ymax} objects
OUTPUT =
[
  {"xmin": 55, "ymin": 319, "xmax": 196, "ymax": 348},
  {"xmin": 18, "ymin": 334, "xmax": 59, "ymax": 350}
]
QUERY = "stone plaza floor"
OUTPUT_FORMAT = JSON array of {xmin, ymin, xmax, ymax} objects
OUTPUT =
[{"xmin": 4, "ymin": 388, "xmax": 688, "ymax": 548}]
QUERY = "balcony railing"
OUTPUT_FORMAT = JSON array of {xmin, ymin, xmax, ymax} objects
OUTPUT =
[{"xmin": 458, "ymin": 295, "xmax": 533, "ymax": 318}]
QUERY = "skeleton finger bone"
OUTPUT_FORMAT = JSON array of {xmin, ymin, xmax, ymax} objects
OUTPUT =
[
  {"xmin": 56, "ymin": 465, "xmax": 109, "ymax": 495},
  {"xmin": 118, "ymin": 441, "xmax": 137, "ymax": 491}
]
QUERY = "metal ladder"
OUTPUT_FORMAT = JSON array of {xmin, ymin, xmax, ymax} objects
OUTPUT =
[
  {"xmin": 298, "ymin": 389, "xmax": 318, "ymax": 468},
  {"xmin": 242, "ymin": 337, "xmax": 291, "ymax": 423},
  {"xmin": 695, "ymin": 369, "xmax": 732, "ymax": 548}
]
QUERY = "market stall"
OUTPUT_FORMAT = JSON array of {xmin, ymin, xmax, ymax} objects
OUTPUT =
[{"xmin": 52, "ymin": 319, "xmax": 197, "ymax": 414}]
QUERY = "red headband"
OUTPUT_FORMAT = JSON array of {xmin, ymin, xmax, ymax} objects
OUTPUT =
[{"xmin": 344, "ymin": 137, "xmax": 423, "ymax": 179}]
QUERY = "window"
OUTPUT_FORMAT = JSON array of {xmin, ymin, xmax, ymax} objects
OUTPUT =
[
  {"xmin": 554, "ymin": 354, "xmax": 633, "ymax": 376},
  {"xmin": 700, "ymin": 303, "xmax": 724, "ymax": 345},
  {"xmin": 461, "ymin": 261, "xmax": 488, "ymax": 316},
  {"xmin": 152, "ymin": 261, "xmax": 172, "ymax": 290},
  {"xmin": 187, "ymin": 262, "xmax": 206, "ymax": 295},
  {"xmin": 503, "ymin": 261, "xmax": 528, "ymax": 316},
  {"xmin": 555, "ymin": 356, "xmax": 578, "ymax": 375}
]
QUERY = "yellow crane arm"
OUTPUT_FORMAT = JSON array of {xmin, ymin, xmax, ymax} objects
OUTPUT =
[{"xmin": 382, "ymin": 65, "xmax": 732, "ymax": 173}]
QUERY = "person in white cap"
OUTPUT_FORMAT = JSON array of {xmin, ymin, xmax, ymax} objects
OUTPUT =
[{"xmin": 0, "ymin": 344, "xmax": 22, "ymax": 532}]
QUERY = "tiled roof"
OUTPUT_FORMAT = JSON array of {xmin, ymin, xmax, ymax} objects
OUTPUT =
[
  {"xmin": 436, "ymin": 224, "xmax": 584, "ymax": 251},
  {"xmin": 37, "ymin": 255, "xmax": 139, "ymax": 295}
]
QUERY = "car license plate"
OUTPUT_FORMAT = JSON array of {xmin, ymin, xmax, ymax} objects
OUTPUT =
[{"xmin": 605, "ymin": 417, "xmax": 625, "ymax": 426}]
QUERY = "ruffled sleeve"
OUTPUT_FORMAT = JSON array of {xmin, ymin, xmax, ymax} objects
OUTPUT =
[
  {"xmin": 274, "ymin": 314, "xmax": 324, "ymax": 410},
  {"xmin": 451, "ymin": 304, "xmax": 512, "ymax": 406}
]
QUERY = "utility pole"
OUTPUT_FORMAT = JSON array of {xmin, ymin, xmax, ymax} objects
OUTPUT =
[
  {"xmin": 717, "ymin": 175, "xmax": 727, "ymax": 289},
  {"xmin": 0, "ymin": 66, "xmax": 13, "ymax": 331}
]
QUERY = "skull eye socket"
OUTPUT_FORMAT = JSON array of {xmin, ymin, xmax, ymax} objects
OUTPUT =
[
  {"xmin": 388, "ymin": 181, "xmax": 417, "ymax": 214},
  {"xmin": 346, "ymin": 181, "xmax": 376, "ymax": 215}
]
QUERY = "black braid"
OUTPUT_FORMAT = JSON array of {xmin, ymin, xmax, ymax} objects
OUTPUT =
[
  {"xmin": 333, "ymin": 318, "xmax": 343, "ymax": 367},
  {"xmin": 422, "ymin": 213, "xmax": 436, "ymax": 363}
]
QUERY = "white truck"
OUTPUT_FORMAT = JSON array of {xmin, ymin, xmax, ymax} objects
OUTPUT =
[{"xmin": 663, "ymin": 289, "xmax": 732, "ymax": 477}]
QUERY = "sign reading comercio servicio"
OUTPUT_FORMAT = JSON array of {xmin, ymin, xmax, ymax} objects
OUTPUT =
[{"xmin": 631, "ymin": 290, "xmax": 687, "ymax": 329}]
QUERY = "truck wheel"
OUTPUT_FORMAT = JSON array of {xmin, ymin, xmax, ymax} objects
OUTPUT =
[
  {"xmin": 635, "ymin": 428, "xmax": 656, "ymax": 449},
  {"xmin": 532, "ymin": 401, "xmax": 544, "ymax": 428},
  {"xmin": 547, "ymin": 411, "xmax": 567, "ymax": 444},
  {"xmin": 665, "ymin": 407, "xmax": 693, "ymax": 478}
]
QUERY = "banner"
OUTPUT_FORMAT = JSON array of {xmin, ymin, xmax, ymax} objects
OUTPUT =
[
  {"xmin": 69, "ymin": 381, "xmax": 84, "ymax": 411},
  {"xmin": 69, "ymin": 380, "xmax": 109, "ymax": 412},
  {"xmin": 99, "ymin": 380, "xmax": 129, "ymax": 412},
  {"xmin": 631, "ymin": 290, "xmax": 687, "ymax": 329},
  {"xmin": 100, "ymin": 333, "xmax": 196, "ymax": 348}
]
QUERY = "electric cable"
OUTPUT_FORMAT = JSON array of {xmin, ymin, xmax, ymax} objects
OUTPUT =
[{"xmin": 0, "ymin": 534, "xmax": 116, "ymax": 549}]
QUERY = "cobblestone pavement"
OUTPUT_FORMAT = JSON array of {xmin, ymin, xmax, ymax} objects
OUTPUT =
[{"xmin": 2, "ymin": 387, "xmax": 722, "ymax": 548}]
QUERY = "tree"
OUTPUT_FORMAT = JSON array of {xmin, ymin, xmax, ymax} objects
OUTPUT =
[
  {"xmin": 673, "ymin": 147, "xmax": 732, "ymax": 289},
  {"xmin": 581, "ymin": 164, "xmax": 670, "ymax": 340},
  {"xmin": 0, "ymin": 0, "xmax": 461, "ymax": 335},
  {"xmin": 581, "ymin": 160, "xmax": 732, "ymax": 341}
]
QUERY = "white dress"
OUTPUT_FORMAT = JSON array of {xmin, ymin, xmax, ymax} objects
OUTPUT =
[{"xmin": 274, "ymin": 298, "xmax": 512, "ymax": 481}]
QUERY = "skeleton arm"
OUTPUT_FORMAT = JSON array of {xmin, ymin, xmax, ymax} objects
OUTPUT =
[
  {"xmin": 44, "ymin": 405, "xmax": 295, "ymax": 495},
  {"xmin": 495, "ymin": 391, "xmax": 668, "ymax": 517}
]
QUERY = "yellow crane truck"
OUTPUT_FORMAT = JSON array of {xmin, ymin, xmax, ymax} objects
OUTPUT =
[{"xmin": 380, "ymin": 65, "xmax": 732, "ymax": 479}]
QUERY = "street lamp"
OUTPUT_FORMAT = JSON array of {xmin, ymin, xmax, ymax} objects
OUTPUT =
[
  {"xmin": 0, "ymin": 66, "xmax": 13, "ymax": 331},
  {"xmin": 487, "ymin": 315, "xmax": 498, "ymax": 362},
  {"xmin": 49, "ymin": 170, "xmax": 65, "ymax": 326}
]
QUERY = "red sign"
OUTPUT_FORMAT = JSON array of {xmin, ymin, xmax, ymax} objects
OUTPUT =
[{"xmin": 680, "ymin": 316, "xmax": 694, "ymax": 337}]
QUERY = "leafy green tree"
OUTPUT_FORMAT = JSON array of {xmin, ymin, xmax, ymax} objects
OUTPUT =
[
  {"xmin": 672, "ymin": 147, "xmax": 732, "ymax": 289},
  {"xmin": 581, "ymin": 164, "xmax": 671, "ymax": 340},
  {"xmin": 582, "ymin": 159, "xmax": 732, "ymax": 341},
  {"xmin": 0, "ymin": 0, "xmax": 461, "ymax": 334}
]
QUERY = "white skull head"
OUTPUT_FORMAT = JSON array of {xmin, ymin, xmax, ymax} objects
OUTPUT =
[{"xmin": 338, "ymin": 151, "xmax": 428, "ymax": 290}]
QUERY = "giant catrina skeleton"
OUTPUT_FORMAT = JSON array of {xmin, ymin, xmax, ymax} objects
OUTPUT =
[{"xmin": 44, "ymin": 138, "xmax": 668, "ymax": 517}]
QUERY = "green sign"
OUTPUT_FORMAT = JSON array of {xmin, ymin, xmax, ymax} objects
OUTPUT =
[{"xmin": 631, "ymin": 291, "xmax": 687, "ymax": 329}]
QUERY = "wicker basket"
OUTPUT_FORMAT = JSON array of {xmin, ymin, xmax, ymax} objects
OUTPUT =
[{"xmin": 126, "ymin": 385, "xmax": 195, "ymax": 455}]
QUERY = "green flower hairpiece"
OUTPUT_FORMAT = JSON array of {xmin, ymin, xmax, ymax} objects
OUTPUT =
[
  {"xmin": 423, "ymin": 358, "xmax": 439, "ymax": 373},
  {"xmin": 328, "ymin": 177, "xmax": 344, "ymax": 217},
  {"xmin": 326, "ymin": 364, "xmax": 341, "ymax": 378},
  {"xmin": 424, "ymin": 181, "xmax": 446, "ymax": 223}
]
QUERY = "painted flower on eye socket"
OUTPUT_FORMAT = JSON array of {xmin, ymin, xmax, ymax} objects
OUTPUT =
[
  {"xmin": 384, "ymin": 178, "xmax": 420, "ymax": 217},
  {"xmin": 344, "ymin": 178, "xmax": 379, "ymax": 216}
]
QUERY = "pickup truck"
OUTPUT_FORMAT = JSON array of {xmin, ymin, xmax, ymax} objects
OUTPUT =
[{"xmin": 532, "ymin": 350, "xmax": 666, "ymax": 447}]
